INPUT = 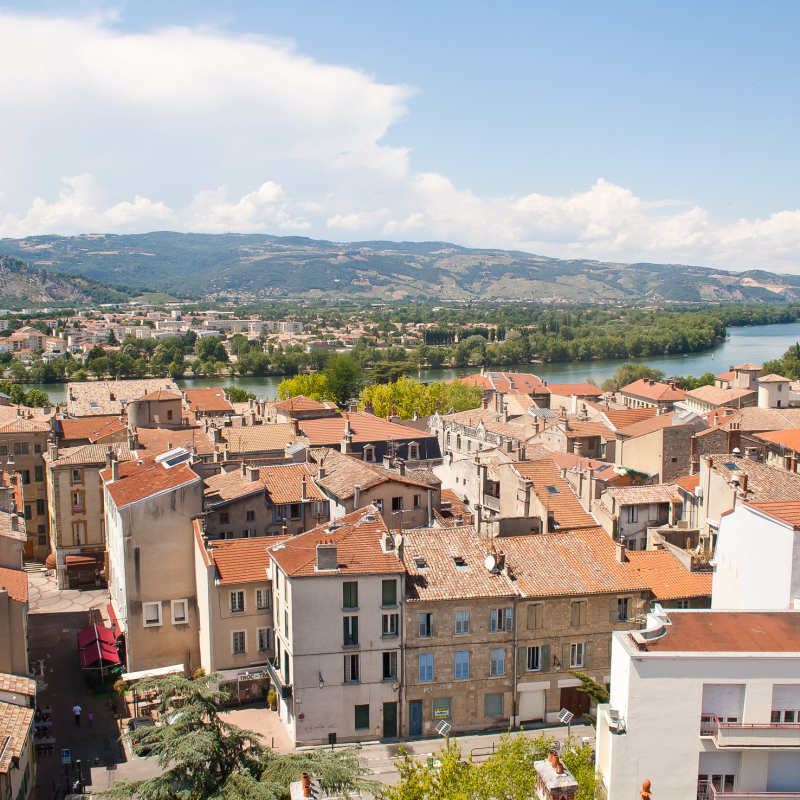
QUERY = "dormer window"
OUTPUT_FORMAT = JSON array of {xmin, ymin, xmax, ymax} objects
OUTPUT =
[
  {"xmin": 409, "ymin": 443, "xmax": 419, "ymax": 460},
  {"xmin": 363, "ymin": 445, "xmax": 376, "ymax": 463},
  {"xmin": 452, "ymin": 556, "xmax": 468, "ymax": 571}
]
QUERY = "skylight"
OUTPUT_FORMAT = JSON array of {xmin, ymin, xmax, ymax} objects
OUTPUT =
[
  {"xmin": 545, "ymin": 485, "xmax": 560, "ymax": 494},
  {"xmin": 413, "ymin": 555, "xmax": 427, "ymax": 570},
  {"xmin": 452, "ymin": 555, "xmax": 468, "ymax": 571},
  {"xmin": 722, "ymin": 462, "xmax": 740, "ymax": 471}
]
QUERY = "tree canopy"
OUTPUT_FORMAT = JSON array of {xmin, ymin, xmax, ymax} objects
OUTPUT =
[{"xmin": 359, "ymin": 377, "xmax": 482, "ymax": 419}]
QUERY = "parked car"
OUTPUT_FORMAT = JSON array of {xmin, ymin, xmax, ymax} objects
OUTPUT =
[{"xmin": 127, "ymin": 716, "xmax": 155, "ymax": 755}]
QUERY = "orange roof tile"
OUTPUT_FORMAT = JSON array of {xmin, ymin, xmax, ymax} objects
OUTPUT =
[
  {"xmin": 205, "ymin": 537, "xmax": 286, "ymax": 585},
  {"xmin": 299, "ymin": 412, "xmax": 437, "ymax": 446},
  {"xmin": 546, "ymin": 383, "xmax": 604, "ymax": 397},
  {"xmin": 759, "ymin": 373, "xmax": 791, "ymax": 384},
  {"xmin": 734, "ymin": 362, "xmax": 761, "ymax": 371},
  {"xmin": 268, "ymin": 506, "xmax": 403, "ymax": 577},
  {"xmin": 600, "ymin": 407, "xmax": 659, "ymax": 430},
  {"xmin": 101, "ymin": 454, "xmax": 200, "ymax": 509},
  {"xmin": 625, "ymin": 549, "xmax": 712, "ymax": 600},
  {"xmin": 0, "ymin": 567, "xmax": 27, "ymax": 603},
  {"xmin": 260, "ymin": 463, "xmax": 325, "ymax": 505},
  {"xmin": 454, "ymin": 371, "xmax": 549, "ymax": 395},
  {"xmin": 620, "ymin": 379, "xmax": 685, "ymax": 403},
  {"xmin": 753, "ymin": 428, "xmax": 800, "ymax": 450},
  {"xmin": 744, "ymin": 500, "xmax": 800, "ymax": 528},
  {"xmin": 272, "ymin": 395, "xmax": 329, "ymax": 412},
  {"xmin": 617, "ymin": 414, "xmax": 685, "ymax": 438},
  {"xmin": 183, "ymin": 388, "xmax": 235, "ymax": 414},
  {"xmin": 0, "ymin": 674, "xmax": 35, "ymax": 696},
  {"xmin": 685, "ymin": 385, "xmax": 755, "ymax": 405},
  {"xmin": 139, "ymin": 390, "xmax": 182, "ymax": 401},
  {"xmin": 137, "ymin": 426, "xmax": 215, "ymax": 457},
  {"xmin": 57, "ymin": 415, "xmax": 122, "ymax": 442},
  {"xmin": 0, "ymin": 701, "xmax": 34, "ymax": 774},
  {"xmin": 673, "ymin": 473, "xmax": 700, "ymax": 493},
  {"xmin": 606, "ymin": 484, "xmax": 681, "ymax": 505},
  {"xmin": 710, "ymin": 455, "xmax": 800, "ymax": 502}
]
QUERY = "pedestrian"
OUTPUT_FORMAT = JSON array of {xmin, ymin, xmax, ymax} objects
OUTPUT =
[
  {"xmin": 88, "ymin": 712, "xmax": 93, "ymax": 728},
  {"xmin": 73, "ymin": 704, "xmax": 81, "ymax": 726}
]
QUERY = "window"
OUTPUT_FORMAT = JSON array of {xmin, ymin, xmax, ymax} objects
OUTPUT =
[
  {"xmin": 698, "ymin": 775, "xmax": 735, "ymax": 794},
  {"xmin": 571, "ymin": 601, "xmax": 588, "ymax": 627},
  {"xmin": 258, "ymin": 628, "xmax": 270, "ymax": 652},
  {"xmin": 627, "ymin": 506, "xmax": 638, "ymax": 524},
  {"xmin": 242, "ymin": 529, "xmax": 255, "ymax": 538},
  {"xmin": 382, "ymin": 613, "xmax": 398, "ymax": 636},
  {"xmin": 419, "ymin": 653, "xmax": 433, "ymax": 683},
  {"xmin": 14, "ymin": 442, "xmax": 28, "ymax": 455},
  {"xmin": 391, "ymin": 497, "xmax": 403, "ymax": 513},
  {"xmin": 283, "ymin": 651, "xmax": 290, "ymax": 685},
  {"xmin": 21, "ymin": 470, "xmax": 30, "ymax": 485},
  {"xmin": 490, "ymin": 608, "xmax": 512, "ymax": 632},
  {"xmin": 222, "ymin": 531, "xmax": 234, "ymax": 539},
  {"xmin": 256, "ymin": 589, "xmax": 270, "ymax": 610},
  {"xmin": 219, "ymin": 512, "xmax": 229, "ymax": 524},
  {"xmin": 527, "ymin": 603, "xmax": 543, "ymax": 630},
  {"xmin": 171, "ymin": 599, "xmax": 188, "ymax": 624},
  {"xmin": 72, "ymin": 491, "xmax": 84, "ymax": 512},
  {"xmin": 363, "ymin": 446, "xmax": 375, "ymax": 462},
  {"xmin": 34, "ymin": 466, "xmax": 43, "ymax": 482},
  {"xmin": 455, "ymin": 610, "xmax": 470, "ymax": 635},
  {"xmin": 344, "ymin": 653, "xmax": 360, "ymax": 682},
  {"xmin": 24, "ymin": 505, "xmax": 32, "ymax": 520},
  {"xmin": 617, "ymin": 598, "xmax": 630, "ymax": 622},
  {"xmin": 73, "ymin": 521, "xmax": 85, "ymax": 545},
  {"xmin": 71, "ymin": 468, "xmax": 83, "ymax": 484},
  {"xmin": 343, "ymin": 581, "xmax": 358, "ymax": 609},
  {"xmin": 375, "ymin": 499, "xmax": 383, "ymax": 513},
  {"xmin": 354, "ymin": 704, "xmax": 370, "ymax": 730},
  {"xmin": 232, "ymin": 631, "xmax": 246, "ymax": 655},
  {"xmin": 167, "ymin": 409, "xmax": 173, "ymax": 421},
  {"xmin": 490, "ymin": 648, "xmax": 505, "ymax": 676},
  {"xmin": 570, "ymin": 643, "xmax": 584, "ymax": 668},
  {"xmin": 246, "ymin": 510, "xmax": 255, "ymax": 521},
  {"xmin": 455, "ymin": 650, "xmax": 470, "ymax": 680},
  {"xmin": 343, "ymin": 616, "xmax": 359, "ymax": 646},
  {"xmin": 230, "ymin": 591, "xmax": 244, "ymax": 613},
  {"xmin": 383, "ymin": 651, "xmax": 397, "ymax": 680},
  {"xmin": 382, "ymin": 579, "xmax": 397, "ymax": 607},
  {"xmin": 484, "ymin": 692, "xmax": 503, "ymax": 718},
  {"xmin": 143, "ymin": 602, "xmax": 162, "ymax": 627},
  {"xmin": 527, "ymin": 647, "xmax": 541, "ymax": 672},
  {"xmin": 289, "ymin": 503, "xmax": 302, "ymax": 519},
  {"xmin": 433, "ymin": 698, "xmax": 451, "ymax": 720},
  {"xmin": 419, "ymin": 613, "xmax": 433, "ymax": 638},
  {"xmin": 409, "ymin": 445, "xmax": 419, "ymax": 460},
  {"xmin": 284, "ymin": 609, "xmax": 289, "ymax": 639},
  {"xmin": 36, "ymin": 499, "xmax": 45, "ymax": 515},
  {"xmin": 413, "ymin": 494, "xmax": 421, "ymax": 509}
]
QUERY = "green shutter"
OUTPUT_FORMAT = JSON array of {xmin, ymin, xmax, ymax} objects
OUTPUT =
[
  {"xmin": 541, "ymin": 645, "xmax": 550, "ymax": 672},
  {"xmin": 562, "ymin": 643, "xmax": 570, "ymax": 669},
  {"xmin": 518, "ymin": 647, "xmax": 527, "ymax": 673},
  {"xmin": 352, "ymin": 616, "xmax": 358, "ymax": 645},
  {"xmin": 354, "ymin": 704, "xmax": 370, "ymax": 730},
  {"xmin": 382, "ymin": 580, "xmax": 396, "ymax": 606},
  {"xmin": 584, "ymin": 641, "xmax": 593, "ymax": 668},
  {"xmin": 610, "ymin": 596, "xmax": 618, "ymax": 623},
  {"xmin": 343, "ymin": 617, "xmax": 349, "ymax": 646},
  {"xmin": 570, "ymin": 603, "xmax": 579, "ymax": 627},
  {"xmin": 690, "ymin": 598, "xmax": 699, "ymax": 609}
]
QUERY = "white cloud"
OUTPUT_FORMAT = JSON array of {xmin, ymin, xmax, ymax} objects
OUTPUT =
[{"xmin": 0, "ymin": 11, "xmax": 799, "ymax": 273}]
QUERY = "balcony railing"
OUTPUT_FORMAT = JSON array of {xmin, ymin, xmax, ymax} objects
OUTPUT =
[
  {"xmin": 482, "ymin": 494, "xmax": 501, "ymax": 512},
  {"xmin": 701, "ymin": 714, "xmax": 800, "ymax": 748},
  {"xmin": 699, "ymin": 781, "xmax": 800, "ymax": 799}
]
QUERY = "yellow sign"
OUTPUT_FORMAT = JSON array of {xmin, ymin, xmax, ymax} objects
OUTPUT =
[{"xmin": 434, "ymin": 708, "xmax": 449, "ymax": 719}]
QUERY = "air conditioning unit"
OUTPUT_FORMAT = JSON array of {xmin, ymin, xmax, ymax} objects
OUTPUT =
[
  {"xmin": 694, "ymin": 486, "xmax": 703, "ymax": 498},
  {"xmin": 607, "ymin": 708, "xmax": 626, "ymax": 734}
]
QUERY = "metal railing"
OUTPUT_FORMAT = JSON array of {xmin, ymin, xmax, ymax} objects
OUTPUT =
[
  {"xmin": 700, "ymin": 714, "xmax": 800, "ymax": 748},
  {"xmin": 699, "ymin": 782, "xmax": 800, "ymax": 799}
]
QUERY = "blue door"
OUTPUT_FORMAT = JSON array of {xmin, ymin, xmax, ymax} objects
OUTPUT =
[{"xmin": 409, "ymin": 700, "xmax": 423, "ymax": 736}]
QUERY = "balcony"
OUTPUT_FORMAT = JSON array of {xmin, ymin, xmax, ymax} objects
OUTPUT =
[
  {"xmin": 482, "ymin": 494, "xmax": 501, "ymax": 512},
  {"xmin": 701, "ymin": 714, "xmax": 800, "ymax": 748},
  {"xmin": 264, "ymin": 658, "xmax": 292, "ymax": 699},
  {"xmin": 699, "ymin": 781, "xmax": 800, "ymax": 799}
]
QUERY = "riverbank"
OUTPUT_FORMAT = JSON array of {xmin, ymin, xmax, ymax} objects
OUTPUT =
[{"xmin": 18, "ymin": 321, "xmax": 800, "ymax": 406}]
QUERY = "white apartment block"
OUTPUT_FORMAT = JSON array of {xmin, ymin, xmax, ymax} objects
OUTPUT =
[{"xmin": 597, "ymin": 607, "xmax": 800, "ymax": 799}]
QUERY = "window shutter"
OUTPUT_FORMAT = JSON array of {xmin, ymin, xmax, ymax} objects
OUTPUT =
[
  {"xmin": 343, "ymin": 617, "xmax": 349, "ymax": 645},
  {"xmin": 518, "ymin": 647, "xmax": 526, "ymax": 673},
  {"xmin": 490, "ymin": 609, "xmax": 497, "ymax": 631},
  {"xmin": 581, "ymin": 601, "xmax": 588, "ymax": 626},
  {"xmin": 571, "ymin": 603, "xmax": 580, "ymax": 627},
  {"xmin": 505, "ymin": 608, "xmax": 513, "ymax": 631},
  {"xmin": 527, "ymin": 604, "xmax": 537, "ymax": 629},
  {"xmin": 352, "ymin": 616, "xmax": 358, "ymax": 644},
  {"xmin": 585, "ymin": 641, "xmax": 593, "ymax": 668},
  {"xmin": 610, "ymin": 597, "xmax": 619, "ymax": 623},
  {"xmin": 563, "ymin": 643, "xmax": 570, "ymax": 668},
  {"xmin": 541, "ymin": 645, "xmax": 550, "ymax": 672}
]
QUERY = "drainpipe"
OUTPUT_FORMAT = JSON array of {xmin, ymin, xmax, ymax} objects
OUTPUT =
[
  {"xmin": 512, "ymin": 596, "xmax": 519, "ymax": 727},
  {"xmin": 398, "ymin": 571, "xmax": 405, "ymax": 736}
]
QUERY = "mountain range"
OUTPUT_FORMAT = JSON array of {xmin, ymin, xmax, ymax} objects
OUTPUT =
[{"xmin": 1, "ymin": 232, "xmax": 800, "ymax": 304}]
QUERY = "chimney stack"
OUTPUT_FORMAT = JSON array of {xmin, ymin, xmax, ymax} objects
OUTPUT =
[
  {"xmin": 302, "ymin": 475, "xmax": 307, "ymax": 500},
  {"xmin": 615, "ymin": 540, "xmax": 627, "ymax": 563},
  {"xmin": 111, "ymin": 460, "xmax": 120, "ymax": 481},
  {"xmin": 248, "ymin": 465, "xmax": 259, "ymax": 482},
  {"xmin": 316, "ymin": 542, "xmax": 337, "ymax": 571},
  {"xmin": 49, "ymin": 440, "xmax": 59, "ymax": 462},
  {"xmin": 353, "ymin": 484, "xmax": 361, "ymax": 510}
]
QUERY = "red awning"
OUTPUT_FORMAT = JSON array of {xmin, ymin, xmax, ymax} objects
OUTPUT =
[
  {"xmin": 65, "ymin": 554, "xmax": 101, "ymax": 567},
  {"xmin": 79, "ymin": 640, "xmax": 120, "ymax": 668},
  {"xmin": 106, "ymin": 603, "xmax": 122, "ymax": 639},
  {"xmin": 77, "ymin": 624, "xmax": 116, "ymax": 650}
]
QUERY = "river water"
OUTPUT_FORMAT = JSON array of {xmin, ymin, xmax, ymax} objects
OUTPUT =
[{"xmin": 26, "ymin": 321, "xmax": 800, "ymax": 405}]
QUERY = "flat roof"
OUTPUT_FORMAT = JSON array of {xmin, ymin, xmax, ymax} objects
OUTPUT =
[{"xmin": 643, "ymin": 610, "xmax": 800, "ymax": 653}]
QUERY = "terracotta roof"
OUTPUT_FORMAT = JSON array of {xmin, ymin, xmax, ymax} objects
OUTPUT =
[
  {"xmin": 57, "ymin": 415, "xmax": 122, "ymax": 442},
  {"xmin": 547, "ymin": 451, "xmax": 616, "ymax": 477},
  {"xmin": 272, "ymin": 395, "xmax": 329, "ymax": 412},
  {"xmin": 758, "ymin": 373, "xmax": 791, "ymax": 384},
  {"xmin": 137, "ymin": 426, "xmax": 215, "ymax": 457},
  {"xmin": 204, "ymin": 470, "xmax": 266, "ymax": 506},
  {"xmin": 508, "ymin": 459, "xmax": 598, "ymax": 531},
  {"xmin": 625, "ymin": 550, "xmax": 712, "ymax": 600},
  {"xmin": 183, "ymin": 388, "xmax": 235, "ymax": 413},
  {"xmin": 617, "ymin": 414, "xmax": 685, "ymax": 438},
  {"xmin": 314, "ymin": 450, "xmax": 434, "ymax": 499},
  {"xmin": 734, "ymin": 362, "xmax": 761, "ymax": 371},
  {"xmin": 0, "ymin": 673, "xmax": 35, "ymax": 696},
  {"xmin": 685, "ymin": 385, "xmax": 755, "ymax": 405},
  {"xmin": 721, "ymin": 407, "xmax": 800, "ymax": 433},
  {"xmin": 0, "ymin": 701, "xmax": 33, "ymax": 774},
  {"xmin": 268, "ymin": 506, "xmax": 403, "ymax": 577},
  {"xmin": 744, "ymin": 500, "xmax": 800, "ymax": 528},
  {"xmin": 644, "ymin": 611, "xmax": 800, "ymax": 653},
  {"xmin": 620, "ymin": 379, "xmax": 685, "ymax": 403},
  {"xmin": 67, "ymin": 379, "xmax": 179, "ymax": 416},
  {"xmin": 101, "ymin": 454, "xmax": 200, "ymax": 509},
  {"xmin": 599, "ymin": 407, "xmax": 659, "ymax": 430},
  {"xmin": 546, "ymin": 383, "xmax": 604, "ymax": 397},
  {"xmin": 299, "ymin": 413, "xmax": 437, "ymax": 446},
  {"xmin": 261, "ymin": 463, "xmax": 325, "ymax": 505},
  {"xmin": 673, "ymin": 473, "xmax": 700, "ymax": 493},
  {"xmin": 709, "ymin": 455, "xmax": 800, "ymax": 503},
  {"xmin": 606, "ymin": 484, "xmax": 681, "ymax": 505},
  {"xmin": 454, "ymin": 371, "xmax": 549, "ymax": 395},
  {"xmin": 504, "ymin": 394, "xmax": 536, "ymax": 416},
  {"xmin": 139, "ymin": 390, "xmax": 182, "ymax": 401},
  {"xmin": 753, "ymin": 429, "xmax": 800, "ymax": 450},
  {"xmin": 0, "ymin": 567, "xmax": 27, "ymax": 603},
  {"xmin": 205, "ymin": 536, "xmax": 281, "ymax": 585},
  {"xmin": 0, "ymin": 417, "xmax": 49, "ymax": 434},
  {"xmin": 403, "ymin": 526, "xmax": 517, "ymax": 601},
  {"xmin": 550, "ymin": 420, "xmax": 614, "ymax": 440},
  {"xmin": 220, "ymin": 425, "xmax": 304, "ymax": 454},
  {"xmin": 716, "ymin": 371, "xmax": 735, "ymax": 380},
  {"xmin": 46, "ymin": 443, "xmax": 135, "ymax": 467}
]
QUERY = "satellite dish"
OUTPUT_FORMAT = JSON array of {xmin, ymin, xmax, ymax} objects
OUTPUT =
[
  {"xmin": 484, "ymin": 553, "xmax": 498, "ymax": 571},
  {"xmin": 394, "ymin": 534, "xmax": 403, "ymax": 548}
]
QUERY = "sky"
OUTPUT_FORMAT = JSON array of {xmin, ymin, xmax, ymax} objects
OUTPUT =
[{"xmin": 1, "ymin": 1, "xmax": 800, "ymax": 272}]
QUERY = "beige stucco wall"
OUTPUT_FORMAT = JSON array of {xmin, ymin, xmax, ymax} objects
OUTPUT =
[
  {"xmin": 616, "ymin": 425, "xmax": 692, "ymax": 483},
  {"xmin": 0, "ymin": 592, "xmax": 28, "ymax": 676},
  {"xmin": 329, "ymin": 482, "xmax": 437, "ymax": 530}
]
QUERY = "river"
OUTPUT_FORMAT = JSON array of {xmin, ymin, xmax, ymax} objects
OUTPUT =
[{"xmin": 25, "ymin": 321, "xmax": 800, "ymax": 405}]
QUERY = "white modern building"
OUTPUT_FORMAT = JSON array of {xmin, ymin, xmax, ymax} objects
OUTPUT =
[
  {"xmin": 712, "ymin": 501, "xmax": 800, "ymax": 610},
  {"xmin": 597, "ymin": 607, "xmax": 800, "ymax": 799},
  {"xmin": 267, "ymin": 506, "xmax": 405, "ymax": 745}
]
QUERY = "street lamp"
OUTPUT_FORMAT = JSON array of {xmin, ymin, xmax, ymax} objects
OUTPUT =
[{"xmin": 318, "ymin": 672, "xmax": 324, "ymax": 689}]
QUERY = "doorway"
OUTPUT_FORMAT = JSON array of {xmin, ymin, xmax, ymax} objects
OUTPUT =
[
  {"xmin": 409, "ymin": 700, "xmax": 422, "ymax": 736},
  {"xmin": 383, "ymin": 702, "xmax": 398, "ymax": 738},
  {"xmin": 560, "ymin": 686, "xmax": 590, "ymax": 717}
]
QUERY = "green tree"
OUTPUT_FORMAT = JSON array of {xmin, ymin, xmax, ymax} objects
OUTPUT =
[
  {"xmin": 8, "ymin": 359, "xmax": 26, "ymax": 382},
  {"xmin": 230, "ymin": 333, "xmax": 251, "ymax": 357},
  {"xmin": 104, "ymin": 672, "xmax": 377, "ymax": 800},
  {"xmin": 323, "ymin": 354, "xmax": 365, "ymax": 407},
  {"xmin": 224, "ymin": 387, "xmax": 257, "ymax": 403},
  {"xmin": 370, "ymin": 362, "xmax": 413, "ymax": 385},
  {"xmin": 568, "ymin": 670, "xmax": 610, "ymax": 727},
  {"xmin": 107, "ymin": 329, "xmax": 119, "ymax": 345},
  {"xmin": 24, "ymin": 389, "xmax": 51, "ymax": 408},
  {"xmin": 276, "ymin": 373, "xmax": 329, "ymax": 402}
]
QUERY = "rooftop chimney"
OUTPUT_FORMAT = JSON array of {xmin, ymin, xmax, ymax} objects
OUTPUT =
[
  {"xmin": 247, "ymin": 465, "xmax": 259, "ymax": 482},
  {"xmin": 49, "ymin": 441, "xmax": 59, "ymax": 462},
  {"xmin": 316, "ymin": 542, "xmax": 338, "ymax": 571},
  {"xmin": 302, "ymin": 475, "xmax": 307, "ymax": 500},
  {"xmin": 111, "ymin": 460, "xmax": 120, "ymax": 482},
  {"xmin": 354, "ymin": 484, "xmax": 361, "ymax": 510},
  {"xmin": 318, "ymin": 464, "xmax": 326, "ymax": 480},
  {"xmin": 615, "ymin": 541, "xmax": 627, "ymax": 563}
]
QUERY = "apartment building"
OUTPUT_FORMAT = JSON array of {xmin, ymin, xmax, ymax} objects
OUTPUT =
[
  {"xmin": 0, "ymin": 505, "xmax": 28, "ymax": 677},
  {"xmin": 45, "ymin": 442, "xmax": 134, "ymax": 589},
  {"xmin": 267, "ymin": 507, "xmax": 405, "ymax": 745},
  {"xmin": 194, "ymin": 527, "xmax": 280, "ymax": 702},
  {"xmin": 66, "ymin": 378, "xmax": 179, "ymax": 417},
  {"xmin": 0, "ymin": 682, "xmax": 35, "ymax": 800},
  {"xmin": 430, "ymin": 407, "xmax": 529, "ymax": 462},
  {"xmin": 597, "ymin": 608, "xmax": 800, "ymax": 799},
  {"xmin": 102, "ymin": 449, "xmax": 202, "ymax": 673},
  {"xmin": 620, "ymin": 378, "xmax": 686, "ymax": 410},
  {"xmin": 528, "ymin": 417, "xmax": 615, "ymax": 461},
  {"xmin": 182, "ymin": 388, "xmax": 234, "ymax": 419},
  {"xmin": 614, "ymin": 415, "xmax": 695, "ymax": 484}
]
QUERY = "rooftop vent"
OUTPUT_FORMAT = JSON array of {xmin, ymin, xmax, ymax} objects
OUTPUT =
[
  {"xmin": 412, "ymin": 555, "xmax": 427, "ymax": 570},
  {"xmin": 452, "ymin": 555, "xmax": 468, "ymax": 571},
  {"xmin": 316, "ymin": 542, "xmax": 338, "ymax": 571}
]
